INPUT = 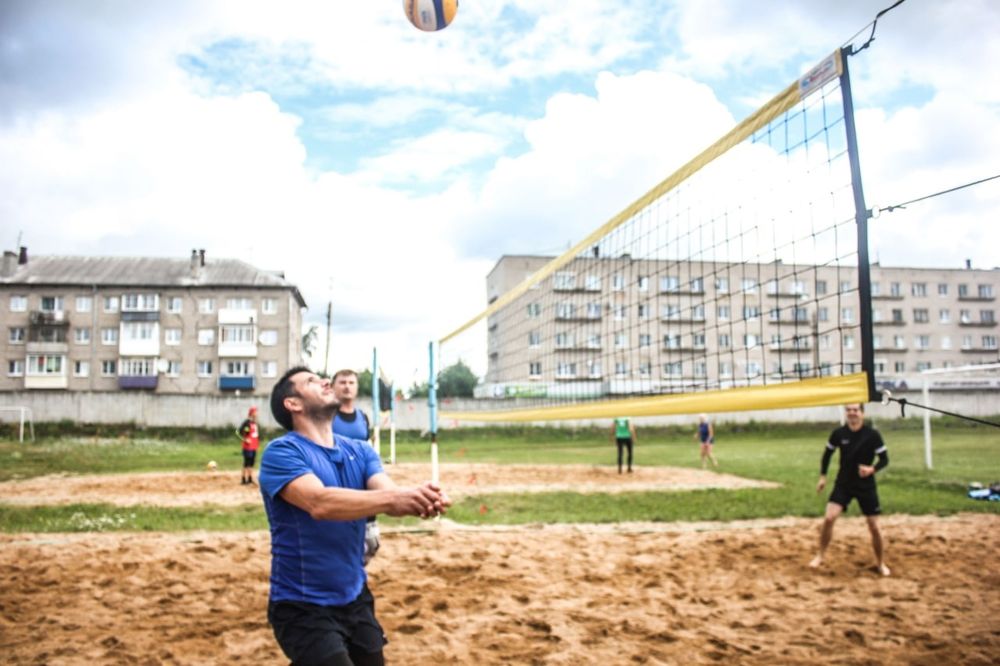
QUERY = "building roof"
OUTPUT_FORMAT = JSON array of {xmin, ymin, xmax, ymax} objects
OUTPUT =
[{"xmin": 0, "ymin": 254, "xmax": 307, "ymax": 307}]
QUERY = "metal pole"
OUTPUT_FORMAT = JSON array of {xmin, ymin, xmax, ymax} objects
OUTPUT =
[
  {"xmin": 389, "ymin": 380, "xmax": 397, "ymax": 465},
  {"xmin": 840, "ymin": 47, "xmax": 877, "ymax": 402},
  {"xmin": 372, "ymin": 347, "xmax": 381, "ymax": 459},
  {"xmin": 323, "ymin": 301, "xmax": 332, "ymax": 376},
  {"xmin": 922, "ymin": 377, "xmax": 933, "ymax": 470},
  {"xmin": 428, "ymin": 341, "xmax": 439, "ymax": 485}
]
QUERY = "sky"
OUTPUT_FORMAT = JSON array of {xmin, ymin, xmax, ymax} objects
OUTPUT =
[{"xmin": 2, "ymin": 0, "xmax": 998, "ymax": 387}]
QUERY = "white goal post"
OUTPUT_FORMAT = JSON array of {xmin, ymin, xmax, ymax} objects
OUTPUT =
[
  {"xmin": 918, "ymin": 362, "xmax": 1000, "ymax": 470},
  {"xmin": 0, "ymin": 406, "xmax": 35, "ymax": 443}
]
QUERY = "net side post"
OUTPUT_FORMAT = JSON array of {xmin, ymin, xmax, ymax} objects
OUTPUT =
[
  {"xmin": 372, "ymin": 347, "xmax": 381, "ymax": 459},
  {"xmin": 839, "ymin": 46, "xmax": 878, "ymax": 403},
  {"xmin": 389, "ymin": 380, "xmax": 397, "ymax": 465},
  {"xmin": 428, "ymin": 341, "xmax": 440, "ymax": 485}
]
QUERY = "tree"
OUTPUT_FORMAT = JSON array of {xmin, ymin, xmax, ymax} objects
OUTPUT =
[
  {"xmin": 436, "ymin": 360, "xmax": 478, "ymax": 398},
  {"xmin": 301, "ymin": 325, "xmax": 319, "ymax": 359}
]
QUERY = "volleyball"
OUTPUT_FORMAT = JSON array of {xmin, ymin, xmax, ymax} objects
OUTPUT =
[
  {"xmin": 206, "ymin": 460, "xmax": 217, "ymax": 471},
  {"xmin": 403, "ymin": 0, "xmax": 459, "ymax": 32}
]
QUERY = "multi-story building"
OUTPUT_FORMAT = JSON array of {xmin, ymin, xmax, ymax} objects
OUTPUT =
[
  {"xmin": 481, "ymin": 255, "xmax": 999, "ymax": 396},
  {"xmin": 0, "ymin": 248, "xmax": 305, "ymax": 395}
]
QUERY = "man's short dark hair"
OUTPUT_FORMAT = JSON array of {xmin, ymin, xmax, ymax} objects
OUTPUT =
[
  {"xmin": 270, "ymin": 365, "xmax": 312, "ymax": 430},
  {"xmin": 332, "ymin": 368, "xmax": 358, "ymax": 381}
]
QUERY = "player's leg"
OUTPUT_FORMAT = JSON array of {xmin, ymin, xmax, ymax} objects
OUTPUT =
[
  {"xmin": 699, "ymin": 442, "xmax": 708, "ymax": 468},
  {"xmin": 707, "ymin": 441, "xmax": 718, "ymax": 468},
  {"xmin": 860, "ymin": 488, "xmax": 890, "ymax": 576},
  {"xmin": 626, "ymin": 438, "xmax": 633, "ymax": 473},
  {"xmin": 810, "ymin": 492, "xmax": 846, "ymax": 568},
  {"xmin": 616, "ymin": 439, "xmax": 624, "ymax": 474}
]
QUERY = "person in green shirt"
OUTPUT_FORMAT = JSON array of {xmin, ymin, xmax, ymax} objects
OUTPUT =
[{"xmin": 610, "ymin": 417, "xmax": 637, "ymax": 474}]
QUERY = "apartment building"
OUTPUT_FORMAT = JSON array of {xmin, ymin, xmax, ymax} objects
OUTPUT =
[
  {"xmin": 0, "ymin": 248, "xmax": 305, "ymax": 395},
  {"xmin": 482, "ymin": 255, "xmax": 999, "ymax": 395}
]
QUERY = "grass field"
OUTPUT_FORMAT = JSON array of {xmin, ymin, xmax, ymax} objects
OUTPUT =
[{"xmin": 0, "ymin": 418, "xmax": 997, "ymax": 532}]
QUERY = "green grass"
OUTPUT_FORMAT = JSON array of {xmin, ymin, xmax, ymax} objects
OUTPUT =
[{"xmin": 0, "ymin": 418, "xmax": 997, "ymax": 532}]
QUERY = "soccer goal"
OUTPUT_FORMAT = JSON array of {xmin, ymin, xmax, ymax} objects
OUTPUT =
[
  {"xmin": 437, "ymin": 47, "xmax": 878, "ymax": 424},
  {"xmin": 0, "ymin": 406, "xmax": 36, "ymax": 443},
  {"xmin": 914, "ymin": 362, "xmax": 1000, "ymax": 469}
]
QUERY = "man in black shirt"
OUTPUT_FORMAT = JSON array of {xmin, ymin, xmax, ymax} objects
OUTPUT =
[{"xmin": 809, "ymin": 403, "xmax": 891, "ymax": 576}]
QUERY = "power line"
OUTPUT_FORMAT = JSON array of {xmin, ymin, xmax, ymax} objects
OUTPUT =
[
  {"xmin": 871, "ymin": 173, "xmax": 1000, "ymax": 217},
  {"xmin": 845, "ymin": 0, "xmax": 908, "ymax": 55}
]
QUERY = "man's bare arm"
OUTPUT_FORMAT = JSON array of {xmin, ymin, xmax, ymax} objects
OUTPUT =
[{"xmin": 279, "ymin": 473, "xmax": 448, "ymax": 521}]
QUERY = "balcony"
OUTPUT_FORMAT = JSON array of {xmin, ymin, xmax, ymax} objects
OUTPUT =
[
  {"xmin": 24, "ymin": 374, "xmax": 68, "ymax": 390},
  {"xmin": 218, "ymin": 308, "xmax": 258, "ymax": 325},
  {"xmin": 219, "ymin": 375, "xmax": 256, "ymax": 391},
  {"xmin": 119, "ymin": 375, "xmax": 159, "ymax": 390},
  {"xmin": 958, "ymin": 320, "xmax": 996, "ymax": 327},
  {"xmin": 874, "ymin": 319, "xmax": 906, "ymax": 326},
  {"xmin": 29, "ymin": 311, "xmax": 69, "ymax": 326},
  {"xmin": 122, "ymin": 311, "xmax": 160, "ymax": 322},
  {"xmin": 26, "ymin": 341, "xmax": 69, "ymax": 354}
]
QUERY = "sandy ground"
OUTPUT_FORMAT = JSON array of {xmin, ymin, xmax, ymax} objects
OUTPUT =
[
  {"xmin": 0, "ymin": 463, "xmax": 778, "ymax": 507},
  {"xmin": 0, "ymin": 466, "xmax": 997, "ymax": 665}
]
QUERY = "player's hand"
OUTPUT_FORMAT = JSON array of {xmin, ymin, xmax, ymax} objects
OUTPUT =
[
  {"xmin": 386, "ymin": 483, "xmax": 450, "ymax": 519},
  {"xmin": 815, "ymin": 475, "xmax": 826, "ymax": 493},
  {"xmin": 857, "ymin": 464, "xmax": 875, "ymax": 478}
]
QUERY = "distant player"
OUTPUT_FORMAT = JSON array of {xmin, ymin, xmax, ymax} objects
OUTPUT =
[
  {"xmin": 809, "ymin": 403, "xmax": 891, "ymax": 576},
  {"xmin": 238, "ymin": 405, "xmax": 260, "ymax": 486},
  {"xmin": 610, "ymin": 417, "xmax": 636, "ymax": 474},
  {"xmin": 332, "ymin": 369, "xmax": 380, "ymax": 564},
  {"xmin": 695, "ymin": 414, "xmax": 718, "ymax": 469}
]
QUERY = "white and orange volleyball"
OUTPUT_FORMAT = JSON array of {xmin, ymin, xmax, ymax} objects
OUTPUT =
[{"xmin": 403, "ymin": 0, "xmax": 459, "ymax": 32}]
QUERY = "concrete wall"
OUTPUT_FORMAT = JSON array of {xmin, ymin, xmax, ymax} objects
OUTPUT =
[{"xmin": 0, "ymin": 390, "xmax": 996, "ymax": 430}]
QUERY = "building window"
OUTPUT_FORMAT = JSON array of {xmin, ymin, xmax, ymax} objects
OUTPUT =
[
  {"xmin": 553, "ymin": 272, "xmax": 576, "ymax": 290},
  {"xmin": 870, "ymin": 282, "xmax": 880, "ymax": 296},
  {"xmin": 981, "ymin": 310, "xmax": 995, "ymax": 324},
  {"xmin": 637, "ymin": 276, "xmax": 649, "ymax": 292},
  {"xmin": 961, "ymin": 335, "xmax": 973, "ymax": 350},
  {"xmin": 556, "ymin": 303, "xmax": 576, "ymax": 320},
  {"xmin": 613, "ymin": 305, "xmax": 627, "ymax": 321},
  {"xmin": 693, "ymin": 361, "xmax": 707, "ymax": 378},
  {"xmin": 260, "ymin": 361, "xmax": 277, "ymax": 377},
  {"xmin": 766, "ymin": 279, "xmax": 780, "ymax": 295},
  {"xmin": 257, "ymin": 329, "xmax": 278, "ymax": 346},
  {"xmin": 586, "ymin": 302, "xmax": 601, "ymax": 319},
  {"xmin": 198, "ymin": 329, "xmax": 215, "ymax": 345},
  {"xmin": 556, "ymin": 362, "xmax": 577, "ymax": 378},
  {"xmin": 692, "ymin": 304, "xmax": 705, "ymax": 321},
  {"xmin": 843, "ymin": 334, "xmax": 855, "ymax": 350},
  {"xmin": 197, "ymin": 360, "xmax": 213, "ymax": 377},
  {"xmin": 8, "ymin": 360, "xmax": 24, "ymax": 376},
  {"xmin": 611, "ymin": 274, "xmax": 624, "ymax": 291},
  {"xmin": 979, "ymin": 284, "xmax": 994, "ymax": 299},
  {"xmin": 103, "ymin": 296, "xmax": 119, "ymax": 313},
  {"xmin": 586, "ymin": 359, "xmax": 602, "ymax": 378},
  {"xmin": 745, "ymin": 361, "xmax": 762, "ymax": 378},
  {"xmin": 660, "ymin": 276, "xmax": 680, "ymax": 293},
  {"xmin": 873, "ymin": 334, "xmax": 882, "ymax": 349},
  {"xmin": 584, "ymin": 275, "xmax": 601, "ymax": 291},
  {"xmin": 741, "ymin": 278, "xmax": 757, "ymax": 294},
  {"xmin": 916, "ymin": 361, "xmax": 932, "ymax": 372},
  {"xmin": 743, "ymin": 305, "xmax": 760, "ymax": 320},
  {"xmin": 663, "ymin": 333, "xmax": 681, "ymax": 349},
  {"xmin": 692, "ymin": 333, "xmax": 706, "ymax": 349},
  {"xmin": 262, "ymin": 298, "xmax": 277, "ymax": 314},
  {"xmin": 719, "ymin": 361, "xmax": 732, "ymax": 378},
  {"xmin": 73, "ymin": 361, "xmax": 89, "ymax": 377},
  {"xmin": 167, "ymin": 297, "xmax": 183, "ymax": 313},
  {"xmin": 691, "ymin": 277, "xmax": 705, "ymax": 293},
  {"xmin": 958, "ymin": 283, "xmax": 969, "ymax": 298},
  {"xmin": 527, "ymin": 361, "xmax": 542, "ymax": 378},
  {"xmin": 638, "ymin": 334, "xmax": 652, "ymax": 348},
  {"xmin": 816, "ymin": 307, "xmax": 828, "ymax": 322},
  {"xmin": 717, "ymin": 304, "xmax": 730, "ymax": 320},
  {"xmin": 614, "ymin": 332, "xmax": 627, "ymax": 349},
  {"xmin": 122, "ymin": 322, "xmax": 156, "ymax": 341},
  {"xmin": 794, "ymin": 307, "xmax": 809, "ymax": 322},
  {"xmin": 891, "ymin": 309, "xmax": 904, "ymax": 323},
  {"xmin": 101, "ymin": 360, "xmax": 117, "ymax": 376},
  {"xmin": 74, "ymin": 328, "xmax": 91, "ymax": 344},
  {"xmin": 716, "ymin": 277, "xmax": 730, "ymax": 293},
  {"xmin": 960, "ymin": 309, "xmax": 972, "ymax": 324},
  {"xmin": 528, "ymin": 331, "xmax": 541, "ymax": 348},
  {"xmin": 912, "ymin": 308, "xmax": 929, "ymax": 323},
  {"xmin": 889, "ymin": 282, "xmax": 901, "ymax": 297},
  {"xmin": 101, "ymin": 328, "xmax": 118, "ymax": 345},
  {"xmin": 718, "ymin": 333, "xmax": 731, "ymax": 349},
  {"xmin": 527, "ymin": 303, "xmax": 541, "ymax": 318},
  {"xmin": 984, "ymin": 336, "xmax": 998, "ymax": 350},
  {"xmin": 26, "ymin": 355, "xmax": 64, "ymax": 375},
  {"xmin": 166, "ymin": 360, "xmax": 181, "ymax": 377},
  {"xmin": 219, "ymin": 325, "xmax": 256, "ymax": 345},
  {"xmin": 165, "ymin": 328, "xmax": 182, "ymax": 345},
  {"xmin": 9, "ymin": 327, "xmax": 25, "ymax": 343},
  {"xmin": 839, "ymin": 280, "xmax": 852, "ymax": 293},
  {"xmin": 916, "ymin": 335, "xmax": 931, "ymax": 349},
  {"xmin": 662, "ymin": 304, "xmax": 681, "ymax": 320},
  {"xmin": 744, "ymin": 334, "xmax": 760, "ymax": 349},
  {"xmin": 637, "ymin": 304, "xmax": 649, "ymax": 320},
  {"xmin": 894, "ymin": 361, "xmax": 905, "ymax": 373},
  {"xmin": 10, "ymin": 295, "xmax": 27, "ymax": 312},
  {"xmin": 120, "ymin": 358, "xmax": 156, "ymax": 376},
  {"xmin": 614, "ymin": 361, "xmax": 628, "ymax": 377},
  {"xmin": 893, "ymin": 335, "xmax": 905, "ymax": 349},
  {"xmin": 911, "ymin": 283, "xmax": 927, "ymax": 297},
  {"xmin": 872, "ymin": 309, "xmax": 882, "ymax": 323},
  {"xmin": 76, "ymin": 296, "xmax": 92, "ymax": 313},
  {"xmin": 939, "ymin": 309, "xmax": 950, "ymax": 323},
  {"xmin": 769, "ymin": 308, "xmax": 781, "ymax": 322},
  {"xmin": 198, "ymin": 298, "xmax": 215, "ymax": 314},
  {"xmin": 223, "ymin": 360, "xmax": 253, "ymax": 376},
  {"xmin": 586, "ymin": 333, "xmax": 601, "ymax": 349},
  {"xmin": 941, "ymin": 336, "xmax": 952, "ymax": 350},
  {"xmin": 637, "ymin": 362, "xmax": 652, "ymax": 377},
  {"xmin": 814, "ymin": 280, "xmax": 827, "ymax": 296},
  {"xmin": 226, "ymin": 298, "xmax": 254, "ymax": 310},
  {"xmin": 938, "ymin": 283, "xmax": 948, "ymax": 296},
  {"xmin": 40, "ymin": 296, "xmax": 64, "ymax": 312},
  {"xmin": 122, "ymin": 293, "xmax": 159, "ymax": 312},
  {"xmin": 663, "ymin": 361, "xmax": 683, "ymax": 377},
  {"xmin": 555, "ymin": 332, "xmax": 574, "ymax": 349}
]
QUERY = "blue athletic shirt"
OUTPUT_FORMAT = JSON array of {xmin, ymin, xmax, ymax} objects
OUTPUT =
[
  {"xmin": 333, "ymin": 409, "xmax": 370, "ymax": 441},
  {"xmin": 259, "ymin": 431, "xmax": 384, "ymax": 606}
]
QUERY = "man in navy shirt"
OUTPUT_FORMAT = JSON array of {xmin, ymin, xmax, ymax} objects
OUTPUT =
[
  {"xmin": 809, "ymin": 403, "xmax": 891, "ymax": 576},
  {"xmin": 260, "ymin": 366, "xmax": 451, "ymax": 666}
]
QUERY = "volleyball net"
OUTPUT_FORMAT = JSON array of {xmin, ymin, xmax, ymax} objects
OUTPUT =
[{"xmin": 438, "ymin": 48, "xmax": 878, "ymax": 423}]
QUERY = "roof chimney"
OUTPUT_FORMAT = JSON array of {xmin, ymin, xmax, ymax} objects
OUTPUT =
[
  {"xmin": 1, "ymin": 250, "xmax": 16, "ymax": 278},
  {"xmin": 18, "ymin": 246, "xmax": 28, "ymax": 265},
  {"xmin": 199, "ymin": 249, "xmax": 206, "ymax": 267},
  {"xmin": 190, "ymin": 249, "xmax": 200, "ymax": 278},
  {"xmin": 966, "ymin": 258, "xmax": 972, "ymax": 270}
]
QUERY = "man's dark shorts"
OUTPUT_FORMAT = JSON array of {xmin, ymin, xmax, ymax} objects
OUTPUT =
[
  {"xmin": 829, "ymin": 483, "xmax": 881, "ymax": 515},
  {"xmin": 268, "ymin": 585, "xmax": 387, "ymax": 665},
  {"xmin": 242, "ymin": 450, "xmax": 257, "ymax": 468}
]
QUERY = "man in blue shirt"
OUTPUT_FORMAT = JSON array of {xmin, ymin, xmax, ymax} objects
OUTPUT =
[{"xmin": 260, "ymin": 366, "xmax": 451, "ymax": 666}]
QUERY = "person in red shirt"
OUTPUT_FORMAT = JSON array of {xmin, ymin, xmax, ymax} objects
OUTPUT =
[{"xmin": 238, "ymin": 406, "xmax": 261, "ymax": 486}]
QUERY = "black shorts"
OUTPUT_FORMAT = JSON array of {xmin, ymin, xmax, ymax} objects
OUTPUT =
[
  {"xmin": 829, "ymin": 483, "xmax": 882, "ymax": 516},
  {"xmin": 616, "ymin": 437, "xmax": 633, "ymax": 448},
  {"xmin": 268, "ymin": 585, "xmax": 386, "ymax": 665},
  {"xmin": 242, "ymin": 450, "xmax": 257, "ymax": 467}
]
